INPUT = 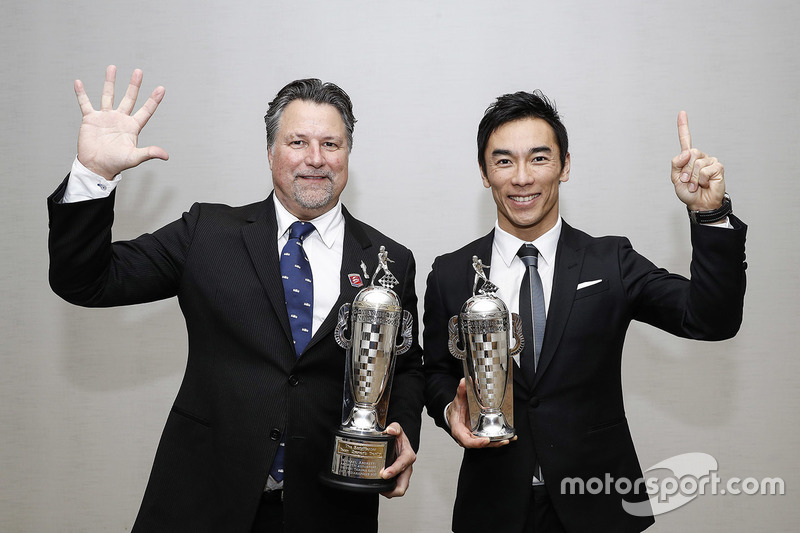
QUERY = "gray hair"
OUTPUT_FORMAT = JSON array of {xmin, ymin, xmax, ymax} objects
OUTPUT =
[{"xmin": 264, "ymin": 78, "xmax": 356, "ymax": 151}]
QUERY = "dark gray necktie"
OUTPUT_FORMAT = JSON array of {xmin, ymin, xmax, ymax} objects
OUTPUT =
[{"xmin": 517, "ymin": 244, "xmax": 546, "ymax": 385}]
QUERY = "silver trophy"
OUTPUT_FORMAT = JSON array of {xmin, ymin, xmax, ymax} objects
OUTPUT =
[
  {"xmin": 320, "ymin": 246, "xmax": 413, "ymax": 492},
  {"xmin": 448, "ymin": 256, "xmax": 523, "ymax": 440}
]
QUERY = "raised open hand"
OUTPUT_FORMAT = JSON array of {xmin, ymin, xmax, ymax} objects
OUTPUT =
[
  {"xmin": 670, "ymin": 111, "xmax": 725, "ymax": 211},
  {"xmin": 75, "ymin": 65, "xmax": 168, "ymax": 180}
]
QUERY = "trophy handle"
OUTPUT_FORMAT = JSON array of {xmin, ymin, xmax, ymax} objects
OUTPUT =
[
  {"xmin": 509, "ymin": 312, "xmax": 524, "ymax": 356},
  {"xmin": 447, "ymin": 316, "xmax": 466, "ymax": 360},
  {"xmin": 395, "ymin": 309, "xmax": 414, "ymax": 355},
  {"xmin": 334, "ymin": 303, "xmax": 352, "ymax": 349}
]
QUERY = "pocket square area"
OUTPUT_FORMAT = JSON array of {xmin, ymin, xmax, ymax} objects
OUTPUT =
[{"xmin": 577, "ymin": 279, "xmax": 603, "ymax": 290}]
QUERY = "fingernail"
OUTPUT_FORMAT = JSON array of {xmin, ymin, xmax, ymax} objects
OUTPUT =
[{"xmin": 680, "ymin": 173, "xmax": 690, "ymax": 183}]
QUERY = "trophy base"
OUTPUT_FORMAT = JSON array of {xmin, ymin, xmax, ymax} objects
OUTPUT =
[
  {"xmin": 474, "ymin": 412, "xmax": 515, "ymax": 441},
  {"xmin": 319, "ymin": 430, "xmax": 397, "ymax": 493}
]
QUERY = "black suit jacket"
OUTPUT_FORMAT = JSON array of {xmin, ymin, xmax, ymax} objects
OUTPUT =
[
  {"xmin": 48, "ymin": 179, "xmax": 425, "ymax": 533},
  {"xmin": 423, "ymin": 218, "xmax": 747, "ymax": 533}
]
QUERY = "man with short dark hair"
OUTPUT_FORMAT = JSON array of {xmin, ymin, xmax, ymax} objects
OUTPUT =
[
  {"xmin": 48, "ymin": 66, "xmax": 424, "ymax": 532},
  {"xmin": 423, "ymin": 90, "xmax": 746, "ymax": 532}
]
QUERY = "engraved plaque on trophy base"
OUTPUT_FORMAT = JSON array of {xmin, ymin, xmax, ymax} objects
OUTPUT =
[{"xmin": 319, "ymin": 429, "xmax": 397, "ymax": 492}]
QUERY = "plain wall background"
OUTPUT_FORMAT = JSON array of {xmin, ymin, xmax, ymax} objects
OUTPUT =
[{"xmin": 2, "ymin": 0, "xmax": 798, "ymax": 530}]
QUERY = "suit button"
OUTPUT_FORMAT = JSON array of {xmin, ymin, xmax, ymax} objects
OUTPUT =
[
  {"xmin": 530, "ymin": 397, "xmax": 540, "ymax": 408},
  {"xmin": 269, "ymin": 429, "xmax": 281, "ymax": 440},
  {"xmin": 288, "ymin": 375, "xmax": 300, "ymax": 386}
]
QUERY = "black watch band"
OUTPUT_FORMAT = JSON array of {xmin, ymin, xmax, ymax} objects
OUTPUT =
[{"xmin": 688, "ymin": 193, "xmax": 732, "ymax": 224}]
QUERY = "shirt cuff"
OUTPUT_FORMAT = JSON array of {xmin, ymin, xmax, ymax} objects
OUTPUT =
[
  {"xmin": 701, "ymin": 217, "xmax": 732, "ymax": 229},
  {"xmin": 62, "ymin": 157, "xmax": 122, "ymax": 203}
]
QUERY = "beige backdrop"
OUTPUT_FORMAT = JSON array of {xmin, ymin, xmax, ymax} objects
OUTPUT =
[{"xmin": 2, "ymin": 0, "xmax": 798, "ymax": 531}]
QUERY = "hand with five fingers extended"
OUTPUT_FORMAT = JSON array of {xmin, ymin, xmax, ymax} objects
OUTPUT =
[
  {"xmin": 75, "ymin": 65, "xmax": 168, "ymax": 180},
  {"xmin": 670, "ymin": 111, "xmax": 725, "ymax": 212},
  {"xmin": 446, "ymin": 378, "xmax": 516, "ymax": 449}
]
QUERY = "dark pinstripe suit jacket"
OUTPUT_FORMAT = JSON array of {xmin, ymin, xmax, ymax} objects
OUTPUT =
[
  {"xmin": 423, "ymin": 218, "xmax": 747, "ymax": 533},
  {"xmin": 48, "ymin": 179, "xmax": 424, "ymax": 533}
]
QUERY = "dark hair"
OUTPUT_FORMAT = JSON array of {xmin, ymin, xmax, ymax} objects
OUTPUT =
[
  {"xmin": 477, "ymin": 90, "xmax": 568, "ymax": 175},
  {"xmin": 264, "ymin": 78, "xmax": 356, "ymax": 151}
]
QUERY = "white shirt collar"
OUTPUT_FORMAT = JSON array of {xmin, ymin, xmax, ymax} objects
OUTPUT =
[
  {"xmin": 272, "ymin": 194, "xmax": 343, "ymax": 249},
  {"xmin": 493, "ymin": 218, "xmax": 562, "ymax": 269}
]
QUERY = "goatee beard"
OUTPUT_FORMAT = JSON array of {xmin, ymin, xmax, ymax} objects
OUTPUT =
[{"xmin": 293, "ymin": 176, "xmax": 334, "ymax": 211}]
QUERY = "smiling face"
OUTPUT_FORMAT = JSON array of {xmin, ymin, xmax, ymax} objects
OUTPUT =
[
  {"xmin": 268, "ymin": 99, "xmax": 349, "ymax": 220},
  {"xmin": 481, "ymin": 117, "xmax": 570, "ymax": 242}
]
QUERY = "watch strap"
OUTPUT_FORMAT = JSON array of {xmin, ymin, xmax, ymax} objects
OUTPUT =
[{"xmin": 688, "ymin": 193, "xmax": 732, "ymax": 224}]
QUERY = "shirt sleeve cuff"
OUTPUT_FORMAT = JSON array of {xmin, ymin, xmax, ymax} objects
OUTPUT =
[
  {"xmin": 62, "ymin": 157, "xmax": 122, "ymax": 203},
  {"xmin": 701, "ymin": 217, "xmax": 732, "ymax": 229}
]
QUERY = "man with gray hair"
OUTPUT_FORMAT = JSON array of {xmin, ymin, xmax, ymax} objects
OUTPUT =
[{"xmin": 47, "ymin": 66, "xmax": 424, "ymax": 532}]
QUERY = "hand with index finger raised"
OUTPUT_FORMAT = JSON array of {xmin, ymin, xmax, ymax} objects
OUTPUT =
[{"xmin": 670, "ymin": 111, "xmax": 725, "ymax": 211}]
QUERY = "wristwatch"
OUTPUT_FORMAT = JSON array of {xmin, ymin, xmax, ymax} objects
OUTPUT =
[{"xmin": 688, "ymin": 193, "xmax": 732, "ymax": 224}]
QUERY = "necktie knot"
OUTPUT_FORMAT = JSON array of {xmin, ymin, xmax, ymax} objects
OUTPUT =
[
  {"xmin": 517, "ymin": 244, "xmax": 539, "ymax": 268},
  {"xmin": 288, "ymin": 221, "xmax": 315, "ymax": 242}
]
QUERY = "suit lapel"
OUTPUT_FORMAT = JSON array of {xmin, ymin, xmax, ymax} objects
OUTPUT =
[
  {"xmin": 241, "ymin": 194, "xmax": 294, "ymax": 347},
  {"xmin": 532, "ymin": 221, "xmax": 584, "ymax": 389},
  {"xmin": 305, "ymin": 206, "xmax": 374, "ymax": 352}
]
